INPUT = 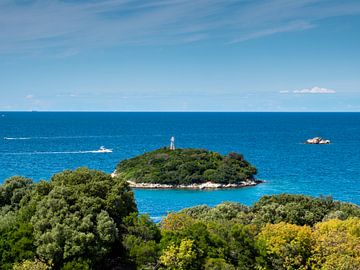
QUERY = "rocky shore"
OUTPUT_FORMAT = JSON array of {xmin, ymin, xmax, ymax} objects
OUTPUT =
[{"xmin": 121, "ymin": 178, "xmax": 263, "ymax": 190}]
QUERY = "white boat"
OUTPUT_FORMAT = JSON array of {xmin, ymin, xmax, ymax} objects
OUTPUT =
[{"xmin": 97, "ymin": 146, "xmax": 113, "ymax": 153}]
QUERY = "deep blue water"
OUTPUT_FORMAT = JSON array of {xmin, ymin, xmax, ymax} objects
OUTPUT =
[{"xmin": 1, "ymin": 112, "xmax": 359, "ymax": 219}]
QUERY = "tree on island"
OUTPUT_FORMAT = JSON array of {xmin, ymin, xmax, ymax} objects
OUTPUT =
[{"xmin": 115, "ymin": 148, "xmax": 257, "ymax": 185}]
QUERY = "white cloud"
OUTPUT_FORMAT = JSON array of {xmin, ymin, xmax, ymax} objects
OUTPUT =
[
  {"xmin": 293, "ymin": 87, "xmax": 336, "ymax": 94},
  {"xmin": 25, "ymin": 94, "xmax": 34, "ymax": 99},
  {"xmin": 279, "ymin": 90, "xmax": 290, "ymax": 94}
]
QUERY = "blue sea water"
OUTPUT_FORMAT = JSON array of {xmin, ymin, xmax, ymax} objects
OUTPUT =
[{"xmin": 0, "ymin": 112, "xmax": 359, "ymax": 219}]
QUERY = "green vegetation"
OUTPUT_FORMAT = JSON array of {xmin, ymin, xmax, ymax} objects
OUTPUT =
[
  {"xmin": 115, "ymin": 148, "xmax": 257, "ymax": 185},
  {"xmin": 0, "ymin": 169, "xmax": 138, "ymax": 270},
  {"xmin": 160, "ymin": 195, "xmax": 360, "ymax": 270},
  {"xmin": 1, "ymin": 168, "xmax": 360, "ymax": 269}
]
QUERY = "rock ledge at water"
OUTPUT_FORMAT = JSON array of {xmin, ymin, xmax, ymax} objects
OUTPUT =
[{"xmin": 125, "ymin": 179, "xmax": 263, "ymax": 189}]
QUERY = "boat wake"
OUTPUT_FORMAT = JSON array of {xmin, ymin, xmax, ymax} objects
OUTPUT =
[
  {"xmin": 2, "ymin": 150, "xmax": 113, "ymax": 155},
  {"xmin": 3, "ymin": 134, "xmax": 161, "ymax": 140},
  {"xmin": 3, "ymin": 137, "xmax": 31, "ymax": 140}
]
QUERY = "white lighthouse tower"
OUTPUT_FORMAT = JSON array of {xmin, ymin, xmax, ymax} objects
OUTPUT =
[{"xmin": 170, "ymin": 136, "xmax": 175, "ymax": 150}]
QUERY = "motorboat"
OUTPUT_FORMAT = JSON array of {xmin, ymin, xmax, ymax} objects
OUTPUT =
[
  {"xmin": 306, "ymin": 137, "xmax": 330, "ymax": 144},
  {"xmin": 97, "ymin": 146, "xmax": 113, "ymax": 153}
]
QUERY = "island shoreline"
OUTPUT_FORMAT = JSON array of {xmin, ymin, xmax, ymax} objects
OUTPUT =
[{"xmin": 115, "ymin": 176, "xmax": 264, "ymax": 189}]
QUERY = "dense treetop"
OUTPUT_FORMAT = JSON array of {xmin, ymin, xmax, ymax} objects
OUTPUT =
[
  {"xmin": 115, "ymin": 148, "xmax": 257, "ymax": 185},
  {"xmin": 0, "ymin": 168, "xmax": 138, "ymax": 270},
  {"xmin": 1, "ymin": 168, "xmax": 360, "ymax": 269},
  {"xmin": 161, "ymin": 195, "xmax": 360, "ymax": 270}
]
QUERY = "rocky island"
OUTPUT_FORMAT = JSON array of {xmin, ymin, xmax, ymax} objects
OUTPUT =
[
  {"xmin": 306, "ymin": 137, "xmax": 331, "ymax": 144},
  {"xmin": 113, "ymin": 147, "xmax": 261, "ymax": 189}
]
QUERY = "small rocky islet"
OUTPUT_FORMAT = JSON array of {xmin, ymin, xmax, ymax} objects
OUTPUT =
[{"xmin": 113, "ymin": 147, "xmax": 262, "ymax": 189}]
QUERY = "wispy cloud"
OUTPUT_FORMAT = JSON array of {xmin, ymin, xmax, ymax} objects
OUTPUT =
[
  {"xmin": 293, "ymin": 87, "xmax": 336, "ymax": 94},
  {"xmin": 229, "ymin": 21, "xmax": 315, "ymax": 43},
  {"xmin": 0, "ymin": 0, "xmax": 360, "ymax": 55}
]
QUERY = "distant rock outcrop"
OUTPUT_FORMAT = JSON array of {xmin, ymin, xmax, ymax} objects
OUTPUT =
[{"xmin": 306, "ymin": 137, "xmax": 331, "ymax": 144}]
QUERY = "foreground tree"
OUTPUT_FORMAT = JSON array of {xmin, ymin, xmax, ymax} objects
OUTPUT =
[
  {"xmin": 0, "ymin": 177, "xmax": 36, "ymax": 270},
  {"xmin": 30, "ymin": 168, "xmax": 137, "ymax": 269},
  {"xmin": 0, "ymin": 176, "xmax": 33, "ymax": 210},
  {"xmin": 160, "ymin": 239, "xmax": 199, "ymax": 270},
  {"xmin": 310, "ymin": 218, "xmax": 360, "ymax": 270},
  {"xmin": 122, "ymin": 213, "xmax": 161, "ymax": 269},
  {"xmin": 1, "ymin": 171, "xmax": 360, "ymax": 270},
  {"xmin": 257, "ymin": 222, "xmax": 313, "ymax": 269}
]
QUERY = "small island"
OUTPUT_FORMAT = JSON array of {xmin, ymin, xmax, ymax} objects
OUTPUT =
[
  {"xmin": 113, "ymin": 147, "xmax": 261, "ymax": 189},
  {"xmin": 306, "ymin": 137, "xmax": 331, "ymax": 144}
]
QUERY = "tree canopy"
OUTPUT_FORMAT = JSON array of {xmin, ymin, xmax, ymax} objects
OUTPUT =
[
  {"xmin": 0, "ymin": 169, "xmax": 359, "ymax": 270},
  {"xmin": 115, "ymin": 148, "xmax": 257, "ymax": 185},
  {"xmin": 0, "ymin": 168, "xmax": 138, "ymax": 270}
]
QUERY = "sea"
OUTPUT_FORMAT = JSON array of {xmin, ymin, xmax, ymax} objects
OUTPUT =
[{"xmin": 1, "ymin": 112, "xmax": 359, "ymax": 220}]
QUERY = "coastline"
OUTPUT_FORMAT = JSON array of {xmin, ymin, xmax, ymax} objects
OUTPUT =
[{"xmin": 111, "ymin": 172, "xmax": 263, "ymax": 189}]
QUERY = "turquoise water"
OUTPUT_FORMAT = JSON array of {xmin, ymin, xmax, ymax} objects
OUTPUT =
[{"xmin": 1, "ymin": 112, "xmax": 359, "ymax": 219}]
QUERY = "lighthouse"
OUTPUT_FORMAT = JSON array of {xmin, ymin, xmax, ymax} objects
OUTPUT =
[{"xmin": 170, "ymin": 136, "xmax": 175, "ymax": 150}]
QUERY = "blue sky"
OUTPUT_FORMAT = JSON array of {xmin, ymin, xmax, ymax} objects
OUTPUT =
[{"xmin": 0, "ymin": 0, "xmax": 359, "ymax": 111}]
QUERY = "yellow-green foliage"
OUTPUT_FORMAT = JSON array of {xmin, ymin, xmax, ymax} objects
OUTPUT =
[
  {"xmin": 160, "ymin": 239, "xmax": 198, "ymax": 270},
  {"xmin": 310, "ymin": 218, "xmax": 360, "ymax": 270},
  {"xmin": 257, "ymin": 218, "xmax": 360, "ymax": 270},
  {"xmin": 12, "ymin": 259, "xmax": 50, "ymax": 270},
  {"xmin": 258, "ymin": 222, "xmax": 313, "ymax": 269},
  {"xmin": 161, "ymin": 212, "xmax": 195, "ymax": 231}
]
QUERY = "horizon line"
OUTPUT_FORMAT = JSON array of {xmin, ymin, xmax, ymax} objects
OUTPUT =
[{"xmin": 1, "ymin": 110, "xmax": 360, "ymax": 113}]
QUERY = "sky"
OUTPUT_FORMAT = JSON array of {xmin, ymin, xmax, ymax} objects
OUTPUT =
[{"xmin": 0, "ymin": 0, "xmax": 360, "ymax": 112}]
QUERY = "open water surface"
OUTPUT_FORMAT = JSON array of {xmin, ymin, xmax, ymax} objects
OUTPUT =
[{"xmin": 1, "ymin": 112, "xmax": 359, "ymax": 219}]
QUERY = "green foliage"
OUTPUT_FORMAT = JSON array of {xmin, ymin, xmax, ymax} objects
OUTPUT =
[
  {"xmin": 0, "ymin": 176, "xmax": 33, "ymax": 209},
  {"xmin": 116, "ymin": 148, "xmax": 257, "ymax": 185},
  {"xmin": 181, "ymin": 202, "xmax": 250, "ymax": 222},
  {"xmin": 30, "ymin": 168, "xmax": 137, "ymax": 268},
  {"xmin": 171, "ymin": 194, "xmax": 360, "ymax": 269},
  {"xmin": 227, "ymin": 224, "xmax": 259, "ymax": 269},
  {"xmin": 0, "ymin": 169, "xmax": 139, "ymax": 270},
  {"xmin": 251, "ymin": 194, "xmax": 360, "ymax": 226},
  {"xmin": 0, "ymin": 177, "xmax": 38, "ymax": 270},
  {"xmin": 122, "ymin": 214, "xmax": 161, "ymax": 269},
  {"xmin": 0, "ymin": 220, "xmax": 36, "ymax": 270},
  {"xmin": 61, "ymin": 258, "xmax": 91, "ymax": 270},
  {"xmin": 1, "ymin": 166, "xmax": 360, "ymax": 270},
  {"xmin": 204, "ymin": 258, "xmax": 235, "ymax": 270}
]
